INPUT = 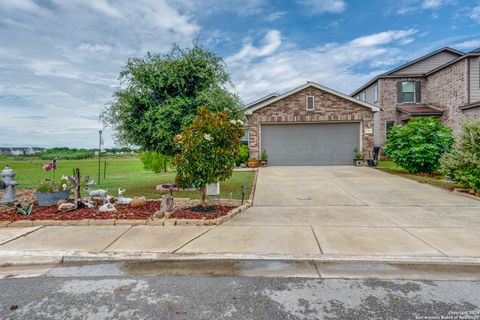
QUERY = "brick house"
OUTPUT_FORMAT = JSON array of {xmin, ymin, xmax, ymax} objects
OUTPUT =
[
  {"xmin": 351, "ymin": 47, "xmax": 480, "ymax": 150},
  {"xmin": 244, "ymin": 82, "xmax": 379, "ymax": 166}
]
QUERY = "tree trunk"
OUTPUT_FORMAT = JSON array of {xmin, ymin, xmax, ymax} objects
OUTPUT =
[{"xmin": 199, "ymin": 186, "xmax": 207, "ymax": 207}]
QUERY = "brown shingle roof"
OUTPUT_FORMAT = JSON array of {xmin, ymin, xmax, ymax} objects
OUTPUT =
[{"xmin": 396, "ymin": 105, "xmax": 443, "ymax": 116}]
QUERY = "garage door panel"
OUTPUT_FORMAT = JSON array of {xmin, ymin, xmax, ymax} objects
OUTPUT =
[{"xmin": 261, "ymin": 123, "xmax": 360, "ymax": 166}]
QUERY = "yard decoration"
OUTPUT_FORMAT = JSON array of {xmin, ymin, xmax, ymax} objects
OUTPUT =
[
  {"xmin": 440, "ymin": 121, "xmax": 480, "ymax": 192},
  {"xmin": 15, "ymin": 203, "xmax": 33, "ymax": 215},
  {"xmin": 35, "ymin": 179, "xmax": 70, "ymax": 206},
  {"xmin": 117, "ymin": 189, "xmax": 132, "ymax": 205},
  {"xmin": 174, "ymin": 107, "xmax": 244, "ymax": 207},
  {"xmin": 353, "ymin": 148, "xmax": 364, "ymax": 166},
  {"xmin": 260, "ymin": 150, "xmax": 269, "ymax": 167},
  {"xmin": 67, "ymin": 168, "xmax": 81, "ymax": 209},
  {"xmin": 102, "ymin": 44, "xmax": 242, "ymax": 158},
  {"xmin": 160, "ymin": 195, "xmax": 174, "ymax": 213},
  {"xmin": 99, "ymin": 201, "xmax": 116, "ymax": 213},
  {"xmin": 384, "ymin": 118, "xmax": 454, "ymax": 174},
  {"xmin": 1, "ymin": 165, "xmax": 17, "ymax": 205},
  {"xmin": 86, "ymin": 180, "xmax": 109, "ymax": 204},
  {"xmin": 41, "ymin": 158, "xmax": 57, "ymax": 182}
]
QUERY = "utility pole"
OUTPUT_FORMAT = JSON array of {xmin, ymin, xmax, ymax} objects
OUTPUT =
[{"xmin": 98, "ymin": 130, "xmax": 102, "ymax": 185}]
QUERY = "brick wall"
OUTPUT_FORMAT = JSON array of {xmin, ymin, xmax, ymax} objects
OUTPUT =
[
  {"xmin": 247, "ymin": 86, "xmax": 375, "ymax": 159},
  {"xmin": 424, "ymin": 59, "xmax": 468, "ymax": 133}
]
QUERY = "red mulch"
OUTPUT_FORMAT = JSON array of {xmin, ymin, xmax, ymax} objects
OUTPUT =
[
  {"xmin": 170, "ymin": 205, "xmax": 236, "ymax": 220},
  {"xmin": 0, "ymin": 200, "xmax": 161, "ymax": 221}
]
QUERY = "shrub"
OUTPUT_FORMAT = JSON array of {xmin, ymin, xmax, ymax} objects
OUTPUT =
[
  {"xmin": 174, "ymin": 107, "xmax": 244, "ymax": 206},
  {"xmin": 235, "ymin": 145, "xmax": 249, "ymax": 165},
  {"xmin": 40, "ymin": 148, "xmax": 94, "ymax": 160},
  {"xmin": 440, "ymin": 121, "xmax": 480, "ymax": 192},
  {"xmin": 384, "ymin": 118, "xmax": 454, "ymax": 174},
  {"xmin": 140, "ymin": 151, "xmax": 170, "ymax": 173}
]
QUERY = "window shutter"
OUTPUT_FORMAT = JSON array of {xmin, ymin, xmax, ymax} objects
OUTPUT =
[
  {"xmin": 415, "ymin": 81, "xmax": 421, "ymax": 103},
  {"xmin": 396, "ymin": 81, "xmax": 402, "ymax": 103}
]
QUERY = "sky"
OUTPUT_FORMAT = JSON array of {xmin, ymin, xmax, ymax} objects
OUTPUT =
[{"xmin": 1, "ymin": 0, "xmax": 480, "ymax": 148}]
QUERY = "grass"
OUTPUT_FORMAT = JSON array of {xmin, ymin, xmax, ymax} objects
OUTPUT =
[
  {"xmin": 376, "ymin": 160, "xmax": 460, "ymax": 191},
  {"xmin": 0, "ymin": 156, "xmax": 254, "ymax": 200}
]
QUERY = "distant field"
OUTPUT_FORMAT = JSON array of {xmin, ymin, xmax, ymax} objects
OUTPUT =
[{"xmin": 0, "ymin": 157, "xmax": 254, "ymax": 200}]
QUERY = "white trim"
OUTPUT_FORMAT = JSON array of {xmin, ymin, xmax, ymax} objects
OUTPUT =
[
  {"xmin": 306, "ymin": 95, "xmax": 314, "ymax": 111},
  {"xmin": 244, "ymin": 93, "xmax": 279, "ymax": 109},
  {"xmin": 373, "ymin": 83, "xmax": 378, "ymax": 103},
  {"xmin": 244, "ymin": 82, "xmax": 380, "ymax": 115}
]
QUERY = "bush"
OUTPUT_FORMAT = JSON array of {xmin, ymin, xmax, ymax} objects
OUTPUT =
[
  {"xmin": 40, "ymin": 148, "xmax": 94, "ymax": 160},
  {"xmin": 440, "ymin": 121, "xmax": 480, "ymax": 192},
  {"xmin": 174, "ymin": 107, "xmax": 244, "ymax": 206},
  {"xmin": 235, "ymin": 145, "xmax": 249, "ymax": 165},
  {"xmin": 384, "ymin": 118, "xmax": 454, "ymax": 174},
  {"xmin": 140, "ymin": 151, "xmax": 170, "ymax": 173}
]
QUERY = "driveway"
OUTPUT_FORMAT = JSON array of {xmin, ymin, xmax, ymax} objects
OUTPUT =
[{"xmin": 179, "ymin": 166, "xmax": 480, "ymax": 258}]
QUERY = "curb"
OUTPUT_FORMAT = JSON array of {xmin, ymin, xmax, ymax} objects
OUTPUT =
[{"xmin": 2, "ymin": 251, "xmax": 480, "ymax": 267}]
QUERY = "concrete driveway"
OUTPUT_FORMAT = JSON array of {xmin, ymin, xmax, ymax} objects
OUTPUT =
[{"xmin": 179, "ymin": 166, "xmax": 480, "ymax": 258}]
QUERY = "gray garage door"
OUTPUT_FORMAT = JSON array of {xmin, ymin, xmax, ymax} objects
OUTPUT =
[{"xmin": 261, "ymin": 123, "xmax": 360, "ymax": 166}]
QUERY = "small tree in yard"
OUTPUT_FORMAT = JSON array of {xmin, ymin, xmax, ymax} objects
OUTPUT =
[
  {"xmin": 440, "ymin": 121, "xmax": 480, "ymax": 192},
  {"xmin": 384, "ymin": 117, "xmax": 454, "ymax": 174},
  {"xmin": 174, "ymin": 107, "xmax": 244, "ymax": 207}
]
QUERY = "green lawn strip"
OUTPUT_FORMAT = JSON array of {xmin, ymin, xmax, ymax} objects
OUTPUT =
[
  {"xmin": 0, "ymin": 157, "xmax": 254, "ymax": 200},
  {"xmin": 376, "ymin": 160, "xmax": 459, "ymax": 191}
]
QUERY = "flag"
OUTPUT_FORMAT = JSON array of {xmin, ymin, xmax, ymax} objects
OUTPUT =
[{"xmin": 42, "ymin": 159, "xmax": 57, "ymax": 171}]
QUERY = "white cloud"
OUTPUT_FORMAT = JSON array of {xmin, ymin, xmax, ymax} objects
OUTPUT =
[
  {"xmin": 78, "ymin": 43, "xmax": 112, "ymax": 53},
  {"xmin": 471, "ymin": 5, "xmax": 480, "ymax": 22},
  {"xmin": 453, "ymin": 39, "xmax": 480, "ymax": 50},
  {"xmin": 226, "ymin": 29, "xmax": 418, "ymax": 102},
  {"xmin": 265, "ymin": 11, "xmax": 287, "ymax": 21},
  {"xmin": 0, "ymin": 0, "xmax": 47, "ymax": 14},
  {"xmin": 83, "ymin": 0, "xmax": 123, "ymax": 18},
  {"xmin": 396, "ymin": 0, "xmax": 454, "ymax": 14},
  {"xmin": 296, "ymin": 0, "xmax": 347, "ymax": 14},
  {"xmin": 422, "ymin": 0, "xmax": 443, "ymax": 9},
  {"xmin": 226, "ymin": 30, "xmax": 282, "ymax": 64}
]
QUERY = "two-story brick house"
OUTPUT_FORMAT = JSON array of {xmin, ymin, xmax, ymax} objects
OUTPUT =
[{"xmin": 351, "ymin": 47, "xmax": 480, "ymax": 150}]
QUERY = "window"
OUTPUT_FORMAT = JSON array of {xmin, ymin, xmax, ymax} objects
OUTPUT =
[
  {"xmin": 401, "ymin": 81, "xmax": 415, "ymax": 102},
  {"xmin": 306, "ymin": 96, "xmax": 314, "ymax": 111},
  {"xmin": 360, "ymin": 92, "xmax": 366, "ymax": 101},
  {"xmin": 373, "ymin": 83, "xmax": 378, "ymax": 103},
  {"xmin": 386, "ymin": 121, "xmax": 395, "ymax": 138}
]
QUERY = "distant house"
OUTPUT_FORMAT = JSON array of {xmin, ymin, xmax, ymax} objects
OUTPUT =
[
  {"xmin": 351, "ymin": 47, "xmax": 480, "ymax": 150},
  {"xmin": 0, "ymin": 147, "xmax": 45, "ymax": 156}
]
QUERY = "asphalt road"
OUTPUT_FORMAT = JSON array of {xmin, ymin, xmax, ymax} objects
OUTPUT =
[{"xmin": 1, "ymin": 275, "xmax": 479, "ymax": 320}]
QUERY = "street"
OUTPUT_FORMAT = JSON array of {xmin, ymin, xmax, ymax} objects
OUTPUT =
[{"xmin": 1, "ymin": 272, "xmax": 479, "ymax": 319}]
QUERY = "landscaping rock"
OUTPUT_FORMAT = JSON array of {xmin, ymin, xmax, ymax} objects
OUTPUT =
[
  {"xmin": 164, "ymin": 219, "xmax": 176, "ymax": 226},
  {"xmin": 130, "ymin": 197, "xmax": 146, "ymax": 208},
  {"xmin": 56, "ymin": 199, "xmax": 67, "ymax": 206},
  {"xmin": 58, "ymin": 203, "xmax": 75, "ymax": 212}
]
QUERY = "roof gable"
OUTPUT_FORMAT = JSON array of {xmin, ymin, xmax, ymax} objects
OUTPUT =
[
  {"xmin": 244, "ymin": 82, "xmax": 380, "ymax": 115},
  {"xmin": 385, "ymin": 47, "xmax": 463, "ymax": 76}
]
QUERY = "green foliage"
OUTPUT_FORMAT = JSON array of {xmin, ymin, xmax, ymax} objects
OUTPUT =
[
  {"xmin": 140, "ymin": 151, "xmax": 170, "ymax": 173},
  {"xmin": 440, "ymin": 121, "xmax": 480, "ymax": 192},
  {"xmin": 40, "ymin": 148, "xmax": 94, "ymax": 160},
  {"xmin": 174, "ymin": 107, "xmax": 244, "ymax": 205},
  {"xmin": 36, "ymin": 178, "xmax": 69, "ymax": 193},
  {"xmin": 235, "ymin": 145, "xmax": 249, "ymax": 165},
  {"xmin": 261, "ymin": 149, "xmax": 269, "ymax": 161},
  {"xmin": 102, "ymin": 44, "xmax": 242, "ymax": 157},
  {"xmin": 353, "ymin": 148, "xmax": 363, "ymax": 159},
  {"xmin": 384, "ymin": 118, "xmax": 454, "ymax": 174}
]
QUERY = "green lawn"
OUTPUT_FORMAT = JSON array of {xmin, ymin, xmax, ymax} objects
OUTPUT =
[
  {"xmin": 376, "ymin": 160, "xmax": 459, "ymax": 191},
  {"xmin": 0, "ymin": 156, "xmax": 254, "ymax": 200}
]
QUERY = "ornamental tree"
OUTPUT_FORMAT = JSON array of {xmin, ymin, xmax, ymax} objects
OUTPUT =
[
  {"xmin": 102, "ymin": 44, "xmax": 242, "ymax": 156},
  {"xmin": 174, "ymin": 107, "xmax": 244, "ymax": 207},
  {"xmin": 384, "ymin": 117, "xmax": 454, "ymax": 174}
]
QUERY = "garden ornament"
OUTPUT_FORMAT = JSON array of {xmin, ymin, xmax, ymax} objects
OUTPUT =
[
  {"xmin": 160, "ymin": 194, "xmax": 174, "ymax": 213},
  {"xmin": 1, "ymin": 165, "xmax": 18, "ymax": 205},
  {"xmin": 117, "ymin": 189, "xmax": 132, "ymax": 205},
  {"xmin": 86, "ymin": 180, "xmax": 108, "ymax": 204}
]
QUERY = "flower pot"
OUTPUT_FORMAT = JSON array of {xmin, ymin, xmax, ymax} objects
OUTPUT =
[
  {"xmin": 35, "ymin": 191, "xmax": 70, "ymax": 206},
  {"xmin": 247, "ymin": 159, "xmax": 260, "ymax": 168},
  {"xmin": 353, "ymin": 159, "xmax": 363, "ymax": 166},
  {"xmin": 260, "ymin": 160, "xmax": 268, "ymax": 167}
]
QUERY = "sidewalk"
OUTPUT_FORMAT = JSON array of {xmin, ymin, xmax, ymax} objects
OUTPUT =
[{"xmin": 1, "ymin": 222, "xmax": 480, "ymax": 267}]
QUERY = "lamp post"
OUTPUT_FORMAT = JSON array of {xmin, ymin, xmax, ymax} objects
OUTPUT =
[{"xmin": 98, "ymin": 130, "xmax": 102, "ymax": 185}]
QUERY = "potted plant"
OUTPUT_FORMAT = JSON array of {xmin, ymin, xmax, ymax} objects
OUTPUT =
[
  {"xmin": 260, "ymin": 150, "xmax": 269, "ymax": 167},
  {"xmin": 247, "ymin": 157, "xmax": 260, "ymax": 168},
  {"xmin": 35, "ymin": 179, "xmax": 70, "ymax": 206},
  {"xmin": 353, "ymin": 148, "xmax": 364, "ymax": 166}
]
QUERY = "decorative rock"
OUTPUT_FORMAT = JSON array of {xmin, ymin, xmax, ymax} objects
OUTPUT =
[
  {"xmin": 99, "ymin": 202, "xmax": 116, "ymax": 213},
  {"xmin": 130, "ymin": 197, "xmax": 146, "ymax": 208},
  {"xmin": 56, "ymin": 199, "xmax": 67, "ymax": 206},
  {"xmin": 164, "ymin": 219, "xmax": 177, "ymax": 226},
  {"xmin": 58, "ymin": 203, "xmax": 75, "ymax": 212}
]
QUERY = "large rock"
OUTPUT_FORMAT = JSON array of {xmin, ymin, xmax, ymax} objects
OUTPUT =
[
  {"xmin": 130, "ymin": 197, "xmax": 146, "ymax": 208},
  {"xmin": 58, "ymin": 203, "xmax": 75, "ymax": 212}
]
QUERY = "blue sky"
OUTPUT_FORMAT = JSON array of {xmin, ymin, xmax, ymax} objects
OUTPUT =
[{"xmin": 1, "ymin": 0, "xmax": 479, "ymax": 148}]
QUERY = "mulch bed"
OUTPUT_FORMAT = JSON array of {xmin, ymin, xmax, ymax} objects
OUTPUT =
[
  {"xmin": 169, "ymin": 205, "xmax": 236, "ymax": 220},
  {"xmin": 0, "ymin": 199, "xmax": 161, "ymax": 221}
]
